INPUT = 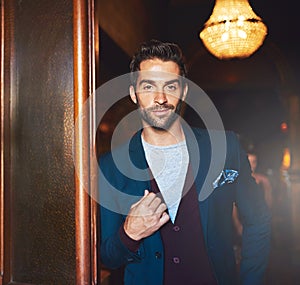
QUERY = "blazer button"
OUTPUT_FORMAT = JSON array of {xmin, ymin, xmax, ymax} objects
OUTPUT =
[
  {"xmin": 173, "ymin": 225, "xmax": 180, "ymax": 232},
  {"xmin": 173, "ymin": 257, "xmax": 180, "ymax": 264},
  {"xmin": 155, "ymin": 251, "xmax": 162, "ymax": 259}
]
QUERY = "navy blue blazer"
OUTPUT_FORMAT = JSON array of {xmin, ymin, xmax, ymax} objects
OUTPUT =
[{"xmin": 99, "ymin": 127, "xmax": 271, "ymax": 285}]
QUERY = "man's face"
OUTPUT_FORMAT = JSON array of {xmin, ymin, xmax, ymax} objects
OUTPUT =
[{"xmin": 129, "ymin": 58, "xmax": 187, "ymax": 130}]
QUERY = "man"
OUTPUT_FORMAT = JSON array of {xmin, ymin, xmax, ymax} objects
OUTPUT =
[
  {"xmin": 248, "ymin": 151, "xmax": 273, "ymax": 209},
  {"xmin": 99, "ymin": 39, "xmax": 271, "ymax": 285}
]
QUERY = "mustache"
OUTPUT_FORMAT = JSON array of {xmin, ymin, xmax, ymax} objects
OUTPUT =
[{"xmin": 145, "ymin": 104, "xmax": 175, "ymax": 111}]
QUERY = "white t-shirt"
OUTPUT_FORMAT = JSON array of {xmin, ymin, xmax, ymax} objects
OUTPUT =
[{"xmin": 142, "ymin": 137, "xmax": 189, "ymax": 223}]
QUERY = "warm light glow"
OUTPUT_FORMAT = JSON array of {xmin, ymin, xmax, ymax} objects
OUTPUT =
[
  {"xmin": 282, "ymin": 148, "xmax": 291, "ymax": 170},
  {"xmin": 280, "ymin": 122, "xmax": 288, "ymax": 133},
  {"xmin": 199, "ymin": 0, "xmax": 267, "ymax": 59}
]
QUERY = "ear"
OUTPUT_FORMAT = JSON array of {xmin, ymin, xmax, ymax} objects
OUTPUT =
[
  {"xmin": 129, "ymin": 85, "xmax": 137, "ymax": 104},
  {"xmin": 182, "ymin": 83, "xmax": 188, "ymax": 101}
]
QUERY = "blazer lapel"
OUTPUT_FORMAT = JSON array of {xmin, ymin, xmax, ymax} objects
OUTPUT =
[
  {"xmin": 184, "ymin": 126, "xmax": 211, "ymax": 245},
  {"xmin": 128, "ymin": 130, "xmax": 151, "ymax": 195}
]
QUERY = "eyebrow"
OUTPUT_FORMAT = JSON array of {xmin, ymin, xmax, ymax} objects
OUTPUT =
[{"xmin": 138, "ymin": 79, "xmax": 181, "ymax": 87}]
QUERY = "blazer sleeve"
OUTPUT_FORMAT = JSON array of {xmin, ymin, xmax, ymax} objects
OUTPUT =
[
  {"xmin": 233, "ymin": 133, "xmax": 272, "ymax": 285},
  {"xmin": 100, "ymin": 206, "xmax": 142, "ymax": 269},
  {"xmin": 99, "ymin": 153, "xmax": 142, "ymax": 269}
]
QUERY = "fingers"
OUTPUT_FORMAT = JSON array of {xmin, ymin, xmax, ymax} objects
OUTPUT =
[
  {"xmin": 129, "ymin": 190, "xmax": 168, "ymax": 219},
  {"xmin": 133, "ymin": 190, "xmax": 166, "ymax": 212},
  {"xmin": 128, "ymin": 190, "xmax": 168, "ymax": 221},
  {"xmin": 140, "ymin": 191, "xmax": 156, "ymax": 205},
  {"xmin": 159, "ymin": 212, "xmax": 170, "ymax": 225},
  {"xmin": 133, "ymin": 190, "xmax": 152, "ymax": 206},
  {"xmin": 156, "ymin": 201, "xmax": 168, "ymax": 214},
  {"xmin": 124, "ymin": 191, "xmax": 169, "ymax": 240}
]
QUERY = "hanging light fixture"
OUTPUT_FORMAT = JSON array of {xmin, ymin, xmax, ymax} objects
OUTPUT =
[{"xmin": 199, "ymin": 0, "xmax": 267, "ymax": 60}]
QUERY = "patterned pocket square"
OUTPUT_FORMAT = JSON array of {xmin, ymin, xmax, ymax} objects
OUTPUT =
[{"xmin": 213, "ymin": 169, "xmax": 239, "ymax": 189}]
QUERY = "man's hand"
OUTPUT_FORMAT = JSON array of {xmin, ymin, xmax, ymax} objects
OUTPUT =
[{"xmin": 124, "ymin": 190, "xmax": 170, "ymax": 241}]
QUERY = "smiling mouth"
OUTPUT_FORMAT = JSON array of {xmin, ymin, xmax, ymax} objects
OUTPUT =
[
  {"xmin": 151, "ymin": 104, "xmax": 174, "ymax": 111},
  {"xmin": 152, "ymin": 108, "xmax": 172, "ymax": 116}
]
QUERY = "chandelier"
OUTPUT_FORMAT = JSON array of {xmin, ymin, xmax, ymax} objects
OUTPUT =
[{"xmin": 199, "ymin": 0, "xmax": 267, "ymax": 60}]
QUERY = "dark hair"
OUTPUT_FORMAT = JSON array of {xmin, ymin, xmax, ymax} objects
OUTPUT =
[{"xmin": 130, "ymin": 39, "xmax": 187, "ymax": 86}]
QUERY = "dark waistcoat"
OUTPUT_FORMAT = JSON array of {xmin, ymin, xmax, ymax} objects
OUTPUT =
[{"xmin": 150, "ymin": 165, "xmax": 218, "ymax": 285}]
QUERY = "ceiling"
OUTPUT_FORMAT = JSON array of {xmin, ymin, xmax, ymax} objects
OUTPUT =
[{"xmin": 97, "ymin": 0, "xmax": 299, "ymax": 171}]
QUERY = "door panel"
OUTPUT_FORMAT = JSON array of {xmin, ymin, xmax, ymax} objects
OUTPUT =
[{"xmin": 1, "ymin": 0, "xmax": 97, "ymax": 284}]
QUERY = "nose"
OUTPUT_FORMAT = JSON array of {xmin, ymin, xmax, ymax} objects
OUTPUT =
[{"xmin": 154, "ymin": 90, "xmax": 167, "ymax": 105}]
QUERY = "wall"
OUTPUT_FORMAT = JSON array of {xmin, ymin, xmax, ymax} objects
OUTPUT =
[{"xmin": 1, "ymin": 0, "xmax": 76, "ymax": 283}]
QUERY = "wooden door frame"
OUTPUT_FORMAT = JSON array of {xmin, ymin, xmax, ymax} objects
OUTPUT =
[
  {"xmin": 1, "ymin": 0, "xmax": 15, "ymax": 283},
  {"xmin": 73, "ymin": 0, "xmax": 99, "ymax": 284}
]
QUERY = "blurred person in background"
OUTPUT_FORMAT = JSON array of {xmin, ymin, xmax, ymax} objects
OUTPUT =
[{"xmin": 247, "ymin": 150, "xmax": 273, "ymax": 209}]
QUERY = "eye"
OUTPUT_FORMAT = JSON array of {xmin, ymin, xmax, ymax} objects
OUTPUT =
[
  {"xmin": 142, "ymin": 84, "xmax": 154, "ymax": 91},
  {"xmin": 165, "ymin": 83, "xmax": 178, "ymax": 92}
]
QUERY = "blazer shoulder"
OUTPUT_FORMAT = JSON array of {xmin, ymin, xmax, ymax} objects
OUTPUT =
[
  {"xmin": 191, "ymin": 127, "xmax": 239, "ymax": 143},
  {"xmin": 191, "ymin": 127, "xmax": 241, "ymax": 169}
]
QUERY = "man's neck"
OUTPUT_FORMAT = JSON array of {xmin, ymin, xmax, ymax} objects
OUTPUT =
[{"xmin": 141, "ymin": 121, "xmax": 185, "ymax": 146}]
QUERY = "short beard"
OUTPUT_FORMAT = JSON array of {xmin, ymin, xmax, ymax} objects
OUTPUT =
[{"xmin": 137, "ymin": 100, "xmax": 183, "ymax": 131}]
